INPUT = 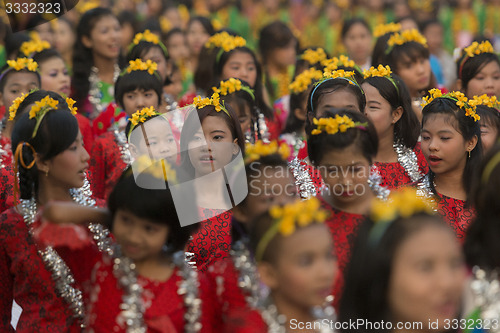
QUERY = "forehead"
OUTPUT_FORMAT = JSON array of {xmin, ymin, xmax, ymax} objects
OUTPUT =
[
  {"xmin": 4, "ymin": 72, "xmax": 39, "ymax": 86},
  {"xmin": 227, "ymin": 51, "xmax": 254, "ymax": 64},
  {"xmin": 317, "ymin": 89, "xmax": 360, "ymax": 110},
  {"xmin": 201, "ymin": 115, "xmax": 231, "ymax": 132},
  {"xmin": 320, "ymin": 143, "xmax": 369, "ymax": 165}
]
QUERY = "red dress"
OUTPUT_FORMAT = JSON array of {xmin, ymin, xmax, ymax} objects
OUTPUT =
[
  {"xmin": 75, "ymin": 114, "xmax": 94, "ymax": 154},
  {"xmin": 0, "ymin": 134, "xmax": 12, "ymax": 169},
  {"xmin": 186, "ymin": 208, "xmax": 232, "ymax": 272},
  {"xmin": 319, "ymin": 196, "xmax": 366, "ymax": 307},
  {"xmin": 0, "ymin": 165, "xmax": 15, "ymax": 213},
  {"xmin": 374, "ymin": 144, "xmax": 429, "ymax": 190},
  {"xmin": 89, "ymin": 131, "xmax": 128, "ymax": 200},
  {"xmin": 436, "ymin": 193, "xmax": 475, "ymax": 242},
  {"xmin": 0, "ymin": 207, "xmax": 95, "ymax": 332}
]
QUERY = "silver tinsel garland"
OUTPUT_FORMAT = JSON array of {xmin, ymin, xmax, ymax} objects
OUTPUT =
[
  {"xmin": 470, "ymin": 266, "xmax": 500, "ymax": 333},
  {"xmin": 113, "ymin": 128, "xmax": 134, "ymax": 166},
  {"xmin": 393, "ymin": 142, "xmax": 423, "ymax": 183},
  {"xmin": 288, "ymin": 157, "xmax": 317, "ymax": 200},
  {"xmin": 88, "ymin": 64, "xmax": 120, "ymax": 120},
  {"xmin": 0, "ymin": 119, "xmax": 7, "ymax": 169},
  {"xmin": 415, "ymin": 174, "xmax": 437, "ymax": 210},
  {"xmin": 368, "ymin": 165, "xmax": 390, "ymax": 200},
  {"xmin": 231, "ymin": 240, "xmax": 261, "ymax": 308}
]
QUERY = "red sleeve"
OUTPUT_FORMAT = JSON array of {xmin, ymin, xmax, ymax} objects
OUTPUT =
[
  {"xmin": 75, "ymin": 114, "xmax": 94, "ymax": 154},
  {"xmin": 0, "ymin": 166, "xmax": 15, "ymax": 213},
  {"xmin": 198, "ymin": 271, "xmax": 222, "ymax": 333},
  {"xmin": 0, "ymin": 214, "xmax": 15, "ymax": 332},
  {"xmin": 414, "ymin": 142, "xmax": 429, "ymax": 175}
]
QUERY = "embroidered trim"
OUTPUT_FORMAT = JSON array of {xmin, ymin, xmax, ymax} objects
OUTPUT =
[
  {"xmin": 288, "ymin": 157, "xmax": 317, "ymax": 199},
  {"xmin": 393, "ymin": 141, "xmax": 423, "ymax": 183}
]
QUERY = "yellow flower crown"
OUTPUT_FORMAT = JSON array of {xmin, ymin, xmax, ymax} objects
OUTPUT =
[
  {"xmin": 255, "ymin": 197, "xmax": 328, "ymax": 261},
  {"xmin": 463, "ymin": 41, "xmax": 494, "ymax": 58},
  {"xmin": 130, "ymin": 30, "xmax": 168, "ymax": 56},
  {"xmin": 386, "ymin": 29, "xmax": 427, "ymax": 53},
  {"xmin": 316, "ymin": 69, "xmax": 359, "ymax": 88},
  {"xmin": 133, "ymin": 155, "xmax": 177, "ymax": 183},
  {"xmin": 301, "ymin": 48, "xmax": 327, "ymax": 65},
  {"xmin": 124, "ymin": 59, "xmax": 159, "ymax": 76},
  {"xmin": 6, "ymin": 58, "xmax": 38, "ymax": 72},
  {"xmin": 127, "ymin": 106, "xmax": 161, "ymax": 139},
  {"xmin": 20, "ymin": 36, "xmax": 51, "ymax": 57},
  {"xmin": 321, "ymin": 55, "xmax": 356, "ymax": 72},
  {"xmin": 29, "ymin": 95, "xmax": 77, "ymax": 138},
  {"xmin": 66, "ymin": 97, "xmax": 78, "ymax": 115},
  {"xmin": 8, "ymin": 92, "xmax": 29, "ymax": 121},
  {"xmin": 373, "ymin": 22, "xmax": 401, "ymax": 38},
  {"xmin": 205, "ymin": 31, "xmax": 247, "ymax": 52},
  {"xmin": 409, "ymin": 0, "xmax": 433, "ymax": 12},
  {"xmin": 422, "ymin": 89, "xmax": 480, "ymax": 122},
  {"xmin": 289, "ymin": 68, "xmax": 323, "ymax": 94},
  {"xmin": 212, "ymin": 78, "xmax": 254, "ymax": 99},
  {"xmin": 311, "ymin": 115, "xmax": 368, "ymax": 135},
  {"xmin": 245, "ymin": 140, "xmax": 291, "ymax": 164},
  {"xmin": 193, "ymin": 93, "xmax": 226, "ymax": 116},
  {"xmin": 363, "ymin": 65, "xmax": 392, "ymax": 79},
  {"xmin": 471, "ymin": 94, "xmax": 499, "ymax": 109}
]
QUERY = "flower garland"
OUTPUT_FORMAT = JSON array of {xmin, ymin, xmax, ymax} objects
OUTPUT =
[
  {"xmin": 386, "ymin": 29, "xmax": 427, "ymax": 53},
  {"xmin": 422, "ymin": 89, "xmax": 480, "ymax": 122},
  {"xmin": 124, "ymin": 59, "xmax": 158, "ymax": 76},
  {"xmin": 289, "ymin": 68, "xmax": 323, "ymax": 94},
  {"xmin": 321, "ymin": 55, "xmax": 356, "ymax": 72},
  {"xmin": 415, "ymin": 173, "xmax": 437, "ymax": 207},
  {"xmin": 6, "ymin": 58, "xmax": 38, "ymax": 72},
  {"xmin": 373, "ymin": 22, "xmax": 401, "ymax": 38},
  {"xmin": 20, "ymin": 36, "xmax": 51, "ymax": 57},
  {"xmin": 471, "ymin": 94, "xmax": 499, "ymax": 109},
  {"xmin": 245, "ymin": 140, "xmax": 291, "ymax": 164},
  {"xmin": 463, "ymin": 40, "xmax": 494, "ymax": 58},
  {"xmin": 311, "ymin": 115, "xmax": 367, "ymax": 135},
  {"xmin": 205, "ymin": 31, "xmax": 246, "ymax": 52},
  {"xmin": 300, "ymin": 48, "xmax": 327, "ymax": 66},
  {"xmin": 370, "ymin": 188, "xmax": 435, "ymax": 223},
  {"xmin": 129, "ymin": 29, "xmax": 168, "ymax": 57},
  {"xmin": 8, "ymin": 92, "xmax": 29, "ymax": 121}
]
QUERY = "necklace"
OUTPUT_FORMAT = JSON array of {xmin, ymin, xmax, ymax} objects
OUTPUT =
[
  {"xmin": 393, "ymin": 141, "xmax": 423, "ymax": 183},
  {"xmin": 88, "ymin": 64, "xmax": 120, "ymax": 120},
  {"xmin": 231, "ymin": 240, "xmax": 261, "ymax": 308},
  {"xmin": 21, "ymin": 177, "xmax": 112, "ymax": 328},
  {"xmin": 113, "ymin": 127, "xmax": 134, "ymax": 166},
  {"xmin": 281, "ymin": 132, "xmax": 305, "ymax": 157},
  {"xmin": 368, "ymin": 165, "xmax": 390, "ymax": 200},
  {"xmin": 288, "ymin": 156, "xmax": 317, "ymax": 199}
]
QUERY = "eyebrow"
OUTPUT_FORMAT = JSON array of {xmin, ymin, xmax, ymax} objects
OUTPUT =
[
  {"xmin": 421, "ymin": 129, "xmax": 454, "ymax": 134},
  {"xmin": 367, "ymin": 101, "xmax": 381, "ymax": 105},
  {"xmin": 210, "ymin": 130, "xmax": 226, "ymax": 134},
  {"xmin": 323, "ymin": 162, "xmax": 365, "ymax": 167}
]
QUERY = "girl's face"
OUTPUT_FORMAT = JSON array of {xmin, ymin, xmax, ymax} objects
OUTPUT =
[
  {"xmin": 270, "ymin": 39, "xmax": 297, "ymax": 69},
  {"xmin": 122, "ymin": 88, "xmax": 160, "ymax": 116},
  {"xmin": 166, "ymin": 33, "xmax": 189, "ymax": 62},
  {"xmin": 388, "ymin": 225, "xmax": 466, "ymax": 331},
  {"xmin": 465, "ymin": 61, "xmax": 500, "ymax": 98},
  {"xmin": 163, "ymin": 70, "xmax": 183, "ymax": 101},
  {"xmin": 39, "ymin": 57, "xmax": 71, "ymax": 96},
  {"xmin": 54, "ymin": 20, "xmax": 76, "ymax": 55},
  {"xmin": 318, "ymin": 143, "xmax": 371, "ymax": 204},
  {"xmin": 262, "ymin": 224, "xmax": 337, "ymax": 309},
  {"xmin": 228, "ymin": 101, "xmax": 252, "ymax": 134},
  {"xmin": 221, "ymin": 51, "xmax": 257, "ymax": 88},
  {"xmin": 186, "ymin": 20, "xmax": 210, "ymax": 56},
  {"xmin": 236, "ymin": 167, "xmax": 298, "ymax": 222},
  {"xmin": 120, "ymin": 23, "xmax": 135, "ymax": 51},
  {"xmin": 396, "ymin": 56, "xmax": 431, "ymax": 95},
  {"xmin": 84, "ymin": 15, "xmax": 121, "ymax": 60},
  {"xmin": 421, "ymin": 114, "xmax": 477, "ymax": 176},
  {"xmin": 142, "ymin": 46, "xmax": 169, "ymax": 82},
  {"xmin": 362, "ymin": 83, "xmax": 401, "ymax": 139},
  {"xmin": 315, "ymin": 88, "xmax": 361, "ymax": 117},
  {"xmin": 343, "ymin": 23, "xmax": 372, "ymax": 63},
  {"xmin": 1, "ymin": 72, "xmax": 39, "ymax": 110},
  {"xmin": 131, "ymin": 117, "xmax": 178, "ymax": 165},
  {"xmin": 423, "ymin": 24, "xmax": 443, "ymax": 54},
  {"xmin": 188, "ymin": 115, "xmax": 239, "ymax": 176},
  {"xmin": 35, "ymin": 22, "xmax": 55, "ymax": 45},
  {"xmin": 113, "ymin": 209, "xmax": 169, "ymax": 264},
  {"xmin": 479, "ymin": 119, "xmax": 498, "ymax": 152},
  {"xmin": 46, "ymin": 131, "xmax": 90, "ymax": 189}
]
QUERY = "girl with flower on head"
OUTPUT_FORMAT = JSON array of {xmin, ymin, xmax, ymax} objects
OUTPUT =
[
  {"xmin": 416, "ymin": 89, "xmax": 482, "ymax": 241},
  {"xmin": 307, "ymin": 107, "xmax": 389, "ymax": 307},
  {"xmin": 362, "ymin": 65, "xmax": 428, "ymax": 189}
]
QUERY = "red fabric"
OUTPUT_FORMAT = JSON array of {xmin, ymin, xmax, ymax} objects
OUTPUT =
[
  {"xmin": 266, "ymin": 118, "xmax": 281, "ymax": 141},
  {"xmin": 374, "ymin": 144, "xmax": 429, "ymax": 190},
  {"xmin": 221, "ymin": 306, "xmax": 267, "ymax": 333},
  {"xmin": 0, "ymin": 208, "xmax": 88, "ymax": 332},
  {"xmin": 89, "ymin": 131, "xmax": 127, "ymax": 200},
  {"xmin": 0, "ymin": 135, "xmax": 12, "ymax": 167},
  {"xmin": 91, "ymin": 103, "xmax": 126, "ymax": 138},
  {"xmin": 319, "ymin": 196, "xmax": 365, "ymax": 308},
  {"xmin": 75, "ymin": 113, "xmax": 94, "ymax": 153},
  {"xmin": 436, "ymin": 193, "xmax": 475, "ymax": 243},
  {"xmin": 179, "ymin": 92, "xmax": 197, "ymax": 108},
  {"xmin": 0, "ymin": 165, "xmax": 15, "ymax": 213},
  {"xmin": 186, "ymin": 209, "xmax": 232, "ymax": 272},
  {"xmin": 0, "ymin": 105, "xmax": 5, "ymax": 120}
]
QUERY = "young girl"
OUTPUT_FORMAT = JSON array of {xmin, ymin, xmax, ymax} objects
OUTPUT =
[
  {"xmin": 219, "ymin": 79, "xmax": 256, "ymax": 141},
  {"xmin": 362, "ymin": 65, "xmax": 428, "ymax": 189},
  {"xmin": 89, "ymin": 59, "xmax": 164, "ymax": 199},
  {"xmin": 0, "ymin": 93, "xmax": 103, "ymax": 331},
  {"xmin": 180, "ymin": 89, "xmax": 245, "ymax": 271},
  {"xmin": 0, "ymin": 58, "xmax": 41, "ymax": 168},
  {"xmin": 339, "ymin": 189, "xmax": 466, "ymax": 333},
  {"xmin": 341, "ymin": 18, "xmax": 373, "ymax": 71},
  {"xmin": 377, "ymin": 28, "xmax": 435, "ymax": 121},
  {"xmin": 475, "ymin": 102, "xmax": 500, "ymax": 152},
  {"xmin": 307, "ymin": 108, "xmax": 389, "ymax": 305},
  {"xmin": 52, "ymin": 18, "xmax": 76, "ymax": 71},
  {"xmin": 72, "ymin": 7, "xmax": 122, "ymax": 120},
  {"xmin": 230, "ymin": 197, "xmax": 337, "ymax": 332},
  {"xmin": 416, "ymin": 89, "xmax": 482, "ymax": 241}
]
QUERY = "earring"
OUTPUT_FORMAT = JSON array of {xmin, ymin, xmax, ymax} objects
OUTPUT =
[
  {"xmin": 46, "ymin": 169, "xmax": 49, "ymax": 177},
  {"xmin": 468, "ymin": 150, "xmax": 471, "ymax": 159}
]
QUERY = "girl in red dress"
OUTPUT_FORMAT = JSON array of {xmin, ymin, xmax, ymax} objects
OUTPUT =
[
  {"xmin": 362, "ymin": 65, "xmax": 428, "ymax": 189},
  {"xmin": 307, "ymin": 108, "xmax": 389, "ymax": 306},
  {"xmin": 0, "ymin": 94, "xmax": 101, "ymax": 332},
  {"xmin": 416, "ymin": 90, "xmax": 482, "ymax": 242},
  {"xmin": 339, "ymin": 189, "xmax": 466, "ymax": 333},
  {"xmin": 180, "ymin": 93, "xmax": 246, "ymax": 271},
  {"xmin": 89, "ymin": 58, "xmax": 163, "ymax": 199}
]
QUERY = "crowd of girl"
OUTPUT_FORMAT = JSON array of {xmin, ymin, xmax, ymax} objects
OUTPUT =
[{"xmin": 0, "ymin": 1, "xmax": 499, "ymax": 332}]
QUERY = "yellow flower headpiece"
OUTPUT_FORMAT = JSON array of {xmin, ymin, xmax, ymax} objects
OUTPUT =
[
  {"xmin": 193, "ymin": 93, "xmax": 227, "ymax": 116},
  {"xmin": 310, "ymin": 69, "xmax": 363, "ymax": 111},
  {"xmin": 463, "ymin": 41, "xmax": 494, "ymax": 58},
  {"xmin": 471, "ymin": 94, "xmax": 499, "ymax": 109},
  {"xmin": 373, "ymin": 22, "xmax": 401, "ymax": 38},
  {"xmin": 386, "ymin": 29, "xmax": 427, "ymax": 53},
  {"xmin": 6, "ymin": 58, "xmax": 38, "ymax": 72},
  {"xmin": 129, "ymin": 30, "xmax": 168, "ymax": 57},
  {"xmin": 75, "ymin": 0, "xmax": 99, "ymax": 14},
  {"xmin": 212, "ymin": 78, "xmax": 255, "ymax": 100},
  {"xmin": 289, "ymin": 68, "xmax": 323, "ymax": 94},
  {"xmin": 132, "ymin": 155, "xmax": 177, "ymax": 183},
  {"xmin": 409, "ymin": 0, "xmax": 434, "ymax": 12},
  {"xmin": 8, "ymin": 92, "xmax": 28, "ymax": 121},
  {"xmin": 20, "ymin": 35, "xmax": 51, "ymax": 57},
  {"xmin": 422, "ymin": 89, "xmax": 480, "ymax": 122},
  {"xmin": 363, "ymin": 65, "xmax": 392, "ymax": 79},
  {"xmin": 29, "ymin": 96, "xmax": 60, "ymax": 138},
  {"xmin": 255, "ymin": 197, "xmax": 328, "ymax": 261},
  {"xmin": 205, "ymin": 31, "xmax": 247, "ymax": 52},
  {"xmin": 127, "ymin": 106, "xmax": 161, "ymax": 139},
  {"xmin": 369, "ymin": 188, "xmax": 436, "ymax": 245},
  {"xmin": 245, "ymin": 140, "xmax": 291, "ymax": 164},
  {"xmin": 65, "ymin": 97, "xmax": 78, "ymax": 116},
  {"xmin": 123, "ymin": 59, "xmax": 159, "ymax": 76},
  {"xmin": 301, "ymin": 48, "xmax": 327, "ymax": 65},
  {"xmin": 321, "ymin": 55, "xmax": 356, "ymax": 72},
  {"xmin": 311, "ymin": 114, "xmax": 368, "ymax": 135}
]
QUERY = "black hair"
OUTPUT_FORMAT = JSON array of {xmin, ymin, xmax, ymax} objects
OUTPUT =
[
  {"xmin": 114, "ymin": 70, "xmax": 163, "ymax": 110},
  {"xmin": 164, "ymin": 27, "xmax": 184, "ymax": 45},
  {"xmin": 419, "ymin": 18, "xmax": 442, "ymax": 34},
  {"xmin": 214, "ymin": 46, "xmax": 274, "ymax": 120},
  {"xmin": 465, "ymin": 143, "xmax": 500, "ymax": 270},
  {"xmin": 371, "ymin": 33, "xmax": 391, "ymax": 67},
  {"xmin": 193, "ymin": 45, "xmax": 219, "ymax": 95},
  {"xmin": 305, "ymin": 78, "xmax": 366, "ymax": 134},
  {"xmin": 341, "ymin": 18, "xmax": 371, "ymax": 40},
  {"xmin": 26, "ymin": 14, "xmax": 51, "ymax": 32},
  {"xmin": 187, "ymin": 16, "xmax": 215, "ymax": 36},
  {"xmin": 141, "ymin": 18, "xmax": 162, "ymax": 36},
  {"xmin": 5, "ymin": 32, "xmax": 30, "ymax": 60},
  {"xmin": 338, "ymin": 213, "xmax": 454, "ymax": 333},
  {"xmin": 179, "ymin": 105, "xmax": 246, "ymax": 179},
  {"xmin": 108, "ymin": 166, "xmax": 197, "ymax": 253},
  {"xmin": 363, "ymin": 74, "xmax": 420, "ymax": 148},
  {"xmin": 283, "ymin": 86, "xmax": 310, "ymax": 135},
  {"xmin": 11, "ymin": 91, "xmax": 78, "ymax": 200},
  {"xmin": 72, "ymin": 7, "xmax": 122, "ymax": 110},
  {"xmin": 32, "ymin": 48, "xmax": 63, "ymax": 66},
  {"xmin": 126, "ymin": 38, "xmax": 171, "ymax": 86},
  {"xmin": 221, "ymin": 82, "xmax": 255, "ymax": 117},
  {"xmin": 380, "ymin": 39, "xmax": 430, "ymax": 72},
  {"xmin": 308, "ymin": 108, "xmax": 378, "ymax": 165},
  {"xmin": 117, "ymin": 10, "xmax": 139, "ymax": 35},
  {"xmin": 248, "ymin": 210, "xmax": 280, "ymax": 263},
  {"xmin": 457, "ymin": 52, "xmax": 500, "ymax": 94},
  {"xmin": 14, "ymin": 90, "xmax": 67, "ymax": 122},
  {"xmin": 0, "ymin": 65, "xmax": 41, "ymax": 94},
  {"xmin": 476, "ymin": 105, "xmax": 500, "ymax": 138},
  {"xmin": 421, "ymin": 97, "xmax": 483, "ymax": 196}
]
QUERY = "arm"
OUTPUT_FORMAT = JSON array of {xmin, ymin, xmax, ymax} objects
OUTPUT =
[{"xmin": 42, "ymin": 201, "xmax": 110, "ymax": 226}]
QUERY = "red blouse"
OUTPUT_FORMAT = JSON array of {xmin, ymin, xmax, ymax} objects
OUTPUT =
[
  {"xmin": 436, "ymin": 192, "xmax": 475, "ymax": 242},
  {"xmin": 0, "ymin": 134, "xmax": 12, "ymax": 168},
  {"xmin": 0, "ymin": 165, "xmax": 15, "ymax": 213},
  {"xmin": 89, "ymin": 131, "xmax": 128, "ymax": 200}
]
